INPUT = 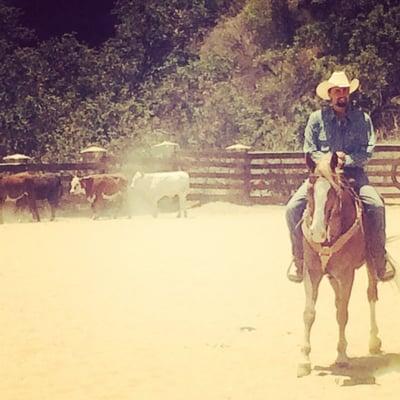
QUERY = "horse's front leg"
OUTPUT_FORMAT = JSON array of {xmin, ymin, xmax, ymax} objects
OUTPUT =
[
  {"xmin": 366, "ymin": 265, "xmax": 381, "ymax": 354},
  {"xmin": 298, "ymin": 267, "xmax": 322, "ymax": 377},
  {"xmin": 330, "ymin": 272, "xmax": 355, "ymax": 367}
]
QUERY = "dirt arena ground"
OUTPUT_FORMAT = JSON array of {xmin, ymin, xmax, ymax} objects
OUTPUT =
[{"xmin": 1, "ymin": 203, "xmax": 400, "ymax": 400}]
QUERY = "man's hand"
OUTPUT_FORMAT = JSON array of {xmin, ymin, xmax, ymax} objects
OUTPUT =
[{"xmin": 336, "ymin": 151, "xmax": 346, "ymax": 168}]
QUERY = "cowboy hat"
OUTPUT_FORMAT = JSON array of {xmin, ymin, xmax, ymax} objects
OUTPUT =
[{"xmin": 316, "ymin": 71, "xmax": 359, "ymax": 100}]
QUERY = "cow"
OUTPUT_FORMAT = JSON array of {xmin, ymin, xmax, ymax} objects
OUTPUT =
[
  {"xmin": 69, "ymin": 174, "xmax": 129, "ymax": 219},
  {"xmin": 0, "ymin": 172, "xmax": 63, "ymax": 223},
  {"xmin": 130, "ymin": 171, "xmax": 190, "ymax": 218}
]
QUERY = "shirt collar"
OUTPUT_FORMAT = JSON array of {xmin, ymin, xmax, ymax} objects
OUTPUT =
[{"xmin": 328, "ymin": 106, "xmax": 354, "ymax": 123}]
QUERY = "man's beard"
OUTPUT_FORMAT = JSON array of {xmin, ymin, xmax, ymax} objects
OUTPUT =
[{"xmin": 336, "ymin": 98, "xmax": 348, "ymax": 108}]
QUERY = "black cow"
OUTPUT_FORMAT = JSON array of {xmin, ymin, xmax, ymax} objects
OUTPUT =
[{"xmin": 0, "ymin": 172, "xmax": 63, "ymax": 223}]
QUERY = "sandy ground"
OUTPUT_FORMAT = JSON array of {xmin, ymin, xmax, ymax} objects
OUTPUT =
[{"xmin": 1, "ymin": 203, "xmax": 400, "ymax": 400}]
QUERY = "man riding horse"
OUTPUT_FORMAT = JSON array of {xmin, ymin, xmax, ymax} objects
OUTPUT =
[{"xmin": 286, "ymin": 70, "xmax": 395, "ymax": 283}]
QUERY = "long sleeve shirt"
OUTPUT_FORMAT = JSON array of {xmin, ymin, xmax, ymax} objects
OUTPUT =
[{"xmin": 303, "ymin": 106, "xmax": 376, "ymax": 169}]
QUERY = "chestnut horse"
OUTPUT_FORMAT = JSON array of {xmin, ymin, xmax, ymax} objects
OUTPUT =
[{"xmin": 297, "ymin": 152, "xmax": 381, "ymax": 377}]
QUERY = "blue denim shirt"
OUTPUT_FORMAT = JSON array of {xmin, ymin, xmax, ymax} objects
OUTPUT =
[{"xmin": 303, "ymin": 107, "xmax": 376, "ymax": 168}]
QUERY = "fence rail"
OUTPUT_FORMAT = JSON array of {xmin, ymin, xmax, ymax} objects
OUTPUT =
[
  {"xmin": 0, "ymin": 162, "xmax": 105, "ymax": 173},
  {"xmin": 1, "ymin": 144, "xmax": 400, "ymax": 205}
]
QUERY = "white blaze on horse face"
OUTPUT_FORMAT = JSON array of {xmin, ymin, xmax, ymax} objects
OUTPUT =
[
  {"xmin": 310, "ymin": 178, "xmax": 331, "ymax": 243},
  {"xmin": 70, "ymin": 176, "xmax": 84, "ymax": 195}
]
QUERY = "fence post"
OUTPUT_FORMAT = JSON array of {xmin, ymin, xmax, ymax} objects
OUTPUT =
[
  {"xmin": 391, "ymin": 158, "xmax": 400, "ymax": 190},
  {"xmin": 243, "ymin": 151, "xmax": 252, "ymax": 205}
]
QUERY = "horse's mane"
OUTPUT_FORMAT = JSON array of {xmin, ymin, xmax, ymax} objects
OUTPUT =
[
  {"xmin": 314, "ymin": 154, "xmax": 346, "ymax": 192},
  {"xmin": 312, "ymin": 153, "xmax": 364, "ymax": 213}
]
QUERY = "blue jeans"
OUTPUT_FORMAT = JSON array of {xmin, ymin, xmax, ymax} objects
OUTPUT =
[{"xmin": 285, "ymin": 168, "xmax": 386, "ymax": 271}]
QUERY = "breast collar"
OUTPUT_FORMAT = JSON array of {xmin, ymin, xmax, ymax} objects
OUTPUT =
[{"xmin": 301, "ymin": 191, "xmax": 363, "ymax": 272}]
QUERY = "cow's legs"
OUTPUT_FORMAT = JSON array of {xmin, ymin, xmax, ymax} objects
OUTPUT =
[
  {"xmin": 366, "ymin": 264, "xmax": 381, "ymax": 354},
  {"xmin": 152, "ymin": 202, "xmax": 158, "ymax": 218},
  {"xmin": 91, "ymin": 197, "xmax": 101, "ymax": 220},
  {"xmin": 91, "ymin": 202, "xmax": 97, "ymax": 219},
  {"xmin": 28, "ymin": 197, "xmax": 40, "ymax": 222},
  {"xmin": 49, "ymin": 205, "xmax": 56, "ymax": 221},
  {"xmin": 0, "ymin": 200, "xmax": 4, "ymax": 224},
  {"xmin": 112, "ymin": 197, "xmax": 121, "ymax": 219},
  {"xmin": 298, "ymin": 267, "xmax": 322, "ymax": 377},
  {"xmin": 177, "ymin": 194, "xmax": 187, "ymax": 218},
  {"xmin": 48, "ymin": 200, "xmax": 57, "ymax": 221},
  {"xmin": 116, "ymin": 193, "xmax": 131, "ymax": 219},
  {"xmin": 121, "ymin": 193, "xmax": 131, "ymax": 219},
  {"xmin": 330, "ymin": 272, "xmax": 355, "ymax": 367},
  {"xmin": 14, "ymin": 196, "xmax": 23, "ymax": 221}
]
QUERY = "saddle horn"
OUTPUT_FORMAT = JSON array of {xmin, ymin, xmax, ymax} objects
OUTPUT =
[
  {"xmin": 330, "ymin": 152, "xmax": 339, "ymax": 171},
  {"xmin": 305, "ymin": 153, "xmax": 316, "ymax": 172}
]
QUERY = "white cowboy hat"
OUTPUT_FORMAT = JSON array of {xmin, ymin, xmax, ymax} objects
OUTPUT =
[{"xmin": 316, "ymin": 71, "xmax": 359, "ymax": 100}]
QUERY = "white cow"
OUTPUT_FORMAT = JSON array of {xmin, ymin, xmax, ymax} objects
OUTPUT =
[{"xmin": 131, "ymin": 171, "xmax": 189, "ymax": 218}]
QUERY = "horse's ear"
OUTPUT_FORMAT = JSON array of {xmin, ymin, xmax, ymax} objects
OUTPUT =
[
  {"xmin": 305, "ymin": 153, "xmax": 316, "ymax": 172},
  {"xmin": 330, "ymin": 152, "xmax": 339, "ymax": 171},
  {"xmin": 348, "ymin": 177, "xmax": 356, "ymax": 188}
]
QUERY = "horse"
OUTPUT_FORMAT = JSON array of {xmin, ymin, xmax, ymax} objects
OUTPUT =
[{"xmin": 297, "ymin": 152, "xmax": 382, "ymax": 377}]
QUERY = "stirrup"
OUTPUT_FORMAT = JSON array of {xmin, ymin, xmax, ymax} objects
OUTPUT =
[
  {"xmin": 287, "ymin": 259, "xmax": 303, "ymax": 283},
  {"xmin": 378, "ymin": 253, "xmax": 396, "ymax": 282}
]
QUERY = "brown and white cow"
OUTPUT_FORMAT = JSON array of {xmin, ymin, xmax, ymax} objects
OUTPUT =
[
  {"xmin": 0, "ymin": 172, "xmax": 63, "ymax": 223},
  {"xmin": 70, "ymin": 174, "xmax": 129, "ymax": 219}
]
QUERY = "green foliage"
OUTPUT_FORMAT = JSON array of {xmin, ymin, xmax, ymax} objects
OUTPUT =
[
  {"xmin": 0, "ymin": 32, "xmax": 104, "ymax": 158},
  {"xmin": 0, "ymin": 0, "xmax": 399, "ymax": 160},
  {"xmin": 291, "ymin": 0, "xmax": 400, "ymax": 137},
  {"xmin": 243, "ymin": 0, "xmax": 293, "ymax": 48},
  {"xmin": 0, "ymin": 1, "xmax": 36, "ymax": 55}
]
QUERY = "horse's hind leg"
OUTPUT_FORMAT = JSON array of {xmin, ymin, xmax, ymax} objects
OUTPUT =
[
  {"xmin": 366, "ymin": 265, "xmax": 381, "ymax": 354},
  {"xmin": 298, "ymin": 268, "xmax": 322, "ymax": 377},
  {"xmin": 330, "ymin": 273, "xmax": 355, "ymax": 367}
]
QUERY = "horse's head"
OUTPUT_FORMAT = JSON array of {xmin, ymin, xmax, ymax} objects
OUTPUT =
[{"xmin": 305, "ymin": 152, "xmax": 345, "ymax": 244}]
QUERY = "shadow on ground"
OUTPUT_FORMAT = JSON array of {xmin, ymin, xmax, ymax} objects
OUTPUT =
[{"xmin": 314, "ymin": 353, "xmax": 400, "ymax": 386}]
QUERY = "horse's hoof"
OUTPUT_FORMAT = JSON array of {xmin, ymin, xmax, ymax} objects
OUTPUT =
[
  {"xmin": 369, "ymin": 337, "xmax": 382, "ymax": 355},
  {"xmin": 335, "ymin": 360, "xmax": 350, "ymax": 369},
  {"xmin": 334, "ymin": 352, "xmax": 350, "ymax": 368},
  {"xmin": 370, "ymin": 348, "xmax": 382, "ymax": 355},
  {"xmin": 297, "ymin": 362, "xmax": 311, "ymax": 377}
]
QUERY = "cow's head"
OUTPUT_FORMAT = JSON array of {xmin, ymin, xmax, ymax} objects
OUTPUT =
[
  {"xmin": 131, "ymin": 171, "xmax": 144, "ymax": 188},
  {"xmin": 70, "ymin": 176, "xmax": 85, "ymax": 195}
]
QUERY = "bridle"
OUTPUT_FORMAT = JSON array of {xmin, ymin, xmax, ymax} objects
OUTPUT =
[{"xmin": 301, "ymin": 177, "xmax": 364, "ymax": 272}]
